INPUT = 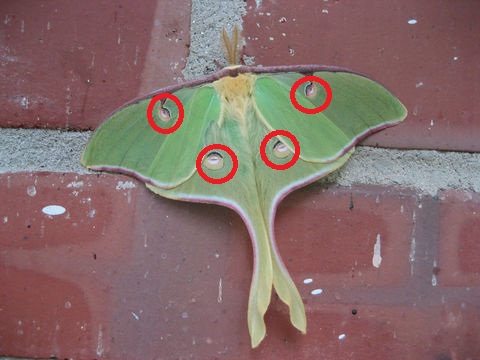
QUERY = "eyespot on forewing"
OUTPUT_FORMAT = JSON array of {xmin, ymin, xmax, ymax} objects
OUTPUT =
[
  {"xmin": 157, "ymin": 106, "xmax": 171, "ymax": 122},
  {"xmin": 304, "ymin": 82, "xmax": 317, "ymax": 98}
]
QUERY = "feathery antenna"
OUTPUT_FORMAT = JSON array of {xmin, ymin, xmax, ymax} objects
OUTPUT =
[{"xmin": 222, "ymin": 25, "xmax": 240, "ymax": 66}]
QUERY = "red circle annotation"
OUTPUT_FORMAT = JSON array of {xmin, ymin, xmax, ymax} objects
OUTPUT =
[
  {"xmin": 146, "ymin": 93, "xmax": 184, "ymax": 134},
  {"xmin": 260, "ymin": 130, "xmax": 300, "ymax": 170},
  {"xmin": 289, "ymin": 75, "xmax": 332, "ymax": 114},
  {"xmin": 196, "ymin": 144, "xmax": 238, "ymax": 184}
]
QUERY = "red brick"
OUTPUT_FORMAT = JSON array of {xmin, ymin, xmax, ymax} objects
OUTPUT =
[
  {"xmin": 255, "ymin": 299, "xmax": 480, "ymax": 359},
  {"xmin": 0, "ymin": 172, "xmax": 250, "ymax": 358},
  {"xmin": 243, "ymin": 0, "xmax": 480, "ymax": 152},
  {"xmin": 2, "ymin": 175, "xmax": 480, "ymax": 358},
  {"xmin": 0, "ymin": 173, "xmax": 138, "ymax": 358},
  {"xmin": 437, "ymin": 190, "xmax": 480, "ymax": 286},
  {"xmin": 0, "ymin": 1, "xmax": 191, "ymax": 130},
  {"xmin": 0, "ymin": 268, "xmax": 94, "ymax": 358},
  {"xmin": 274, "ymin": 185, "xmax": 416, "ymax": 288}
]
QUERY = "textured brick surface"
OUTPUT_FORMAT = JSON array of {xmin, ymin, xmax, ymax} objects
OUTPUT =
[
  {"xmin": 1, "ymin": 174, "xmax": 479, "ymax": 358},
  {"xmin": 1, "ymin": 0, "xmax": 479, "ymax": 359},
  {"xmin": 243, "ymin": 0, "xmax": 480, "ymax": 152},
  {"xmin": 0, "ymin": 1, "xmax": 190, "ymax": 129},
  {"xmin": 437, "ymin": 190, "xmax": 480, "ymax": 287}
]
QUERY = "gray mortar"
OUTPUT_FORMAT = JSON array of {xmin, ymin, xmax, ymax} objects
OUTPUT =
[
  {"xmin": 182, "ymin": 0, "xmax": 247, "ymax": 79},
  {"xmin": 1, "ymin": 128, "xmax": 478, "ymax": 196},
  {"xmin": 1, "ymin": 0, "xmax": 479, "ymax": 201}
]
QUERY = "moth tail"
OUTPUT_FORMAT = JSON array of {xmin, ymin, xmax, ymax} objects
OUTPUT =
[
  {"xmin": 246, "ymin": 212, "xmax": 307, "ymax": 348},
  {"xmin": 247, "ymin": 218, "xmax": 274, "ymax": 348},
  {"xmin": 271, "ymin": 243, "xmax": 307, "ymax": 334}
]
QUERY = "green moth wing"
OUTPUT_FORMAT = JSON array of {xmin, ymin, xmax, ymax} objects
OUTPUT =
[
  {"xmin": 254, "ymin": 71, "xmax": 406, "ymax": 162},
  {"xmin": 81, "ymin": 65, "xmax": 407, "ymax": 348}
]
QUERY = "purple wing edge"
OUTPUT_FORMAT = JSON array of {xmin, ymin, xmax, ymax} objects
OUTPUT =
[
  {"xmin": 101, "ymin": 64, "xmax": 366, "ymax": 119},
  {"xmin": 86, "ymin": 62, "xmax": 406, "ymax": 206}
]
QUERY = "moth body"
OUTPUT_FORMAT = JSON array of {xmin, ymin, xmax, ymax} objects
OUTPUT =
[{"xmin": 212, "ymin": 73, "xmax": 255, "ymax": 135}]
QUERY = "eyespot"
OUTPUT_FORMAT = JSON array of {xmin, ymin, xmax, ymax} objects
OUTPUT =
[
  {"xmin": 305, "ymin": 82, "xmax": 317, "ymax": 98},
  {"xmin": 273, "ymin": 140, "xmax": 291, "ymax": 158},
  {"xmin": 203, "ymin": 152, "xmax": 224, "ymax": 170},
  {"xmin": 157, "ymin": 106, "xmax": 171, "ymax": 122}
]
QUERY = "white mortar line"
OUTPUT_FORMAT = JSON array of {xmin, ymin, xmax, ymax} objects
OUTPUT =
[{"xmin": 0, "ymin": 128, "xmax": 478, "ymax": 196}]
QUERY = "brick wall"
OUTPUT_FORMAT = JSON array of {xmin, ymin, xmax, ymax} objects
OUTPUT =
[{"xmin": 1, "ymin": 0, "xmax": 479, "ymax": 359}]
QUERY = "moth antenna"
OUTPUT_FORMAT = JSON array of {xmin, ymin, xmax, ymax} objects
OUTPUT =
[
  {"xmin": 222, "ymin": 25, "xmax": 241, "ymax": 66},
  {"xmin": 221, "ymin": 28, "xmax": 234, "ymax": 66},
  {"xmin": 232, "ymin": 25, "xmax": 239, "ymax": 65}
]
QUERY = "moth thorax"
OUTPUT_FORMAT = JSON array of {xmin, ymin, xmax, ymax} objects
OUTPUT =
[
  {"xmin": 214, "ymin": 74, "xmax": 255, "ymax": 130},
  {"xmin": 214, "ymin": 74, "xmax": 253, "ymax": 102}
]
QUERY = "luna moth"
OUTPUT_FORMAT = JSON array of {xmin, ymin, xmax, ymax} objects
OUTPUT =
[{"xmin": 81, "ymin": 28, "xmax": 407, "ymax": 347}]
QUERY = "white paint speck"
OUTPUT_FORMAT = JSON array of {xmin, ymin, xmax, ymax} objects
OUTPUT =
[
  {"xmin": 65, "ymin": 86, "xmax": 72, "ymax": 117},
  {"xmin": 64, "ymin": 301, "xmax": 72, "ymax": 309},
  {"xmin": 303, "ymin": 278, "xmax": 313, "ymax": 284},
  {"xmin": 3, "ymin": 216, "xmax": 7, "ymax": 224},
  {"xmin": 20, "ymin": 96, "xmax": 29, "ymax": 109},
  {"xmin": 131, "ymin": 312, "xmax": 140, "ymax": 320},
  {"xmin": 87, "ymin": 209, "xmax": 96, "ymax": 218},
  {"xmin": 322, "ymin": 9, "xmax": 329, "ymax": 13},
  {"xmin": 134, "ymin": 45, "xmax": 139, "ymax": 66},
  {"xmin": 181, "ymin": 312, "xmax": 189, "ymax": 319},
  {"xmin": 372, "ymin": 234, "xmax": 382, "ymax": 268},
  {"xmin": 338, "ymin": 333, "xmax": 346, "ymax": 340},
  {"xmin": 96, "ymin": 324, "xmax": 104, "ymax": 356},
  {"xmin": 218, "ymin": 277, "xmax": 223, "ymax": 303},
  {"xmin": 409, "ymin": 237, "xmax": 416, "ymax": 275},
  {"xmin": 67, "ymin": 181, "xmax": 84, "ymax": 188},
  {"xmin": 311, "ymin": 288, "xmax": 323, "ymax": 295},
  {"xmin": 408, "ymin": 19, "xmax": 418, "ymax": 25},
  {"xmin": 432, "ymin": 260, "xmax": 438, "ymax": 286},
  {"xmin": 453, "ymin": 56, "xmax": 459, "ymax": 61},
  {"xmin": 42, "ymin": 205, "xmax": 66, "ymax": 216},
  {"xmin": 269, "ymin": 36, "xmax": 274, "ymax": 41},
  {"xmin": 116, "ymin": 181, "xmax": 136, "ymax": 190},
  {"xmin": 27, "ymin": 185, "xmax": 37, "ymax": 196},
  {"xmin": 415, "ymin": 81, "xmax": 424, "ymax": 88}
]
